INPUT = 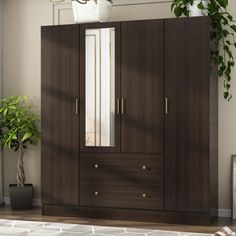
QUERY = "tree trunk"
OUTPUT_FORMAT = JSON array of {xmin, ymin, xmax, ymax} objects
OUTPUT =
[{"xmin": 16, "ymin": 146, "xmax": 25, "ymax": 187}]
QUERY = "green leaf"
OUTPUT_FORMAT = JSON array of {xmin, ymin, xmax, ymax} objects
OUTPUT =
[
  {"xmin": 175, "ymin": 0, "xmax": 182, "ymax": 6},
  {"xmin": 197, "ymin": 2, "xmax": 204, "ymax": 10},
  {"xmin": 224, "ymin": 91, "xmax": 229, "ymax": 99},
  {"xmin": 8, "ymin": 105, "xmax": 16, "ymax": 110},
  {"xmin": 182, "ymin": 6, "xmax": 189, "ymax": 16},
  {"xmin": 174, "ymin": 7, "xmax": 183, "ymax": 17},
  {"xmin": 171, "ymin": 2, "xmax": 175, "ymax": 11},
  {"xmin": 223, "ymin": 30, "xmax": 229, "ymax": 37},
  {"xmin": 218, "ymin": 0, "xmax": 228, "ymax": 8},
  {"xmin": 231, "ymin": 25, "xmax": 236, "ymax": 32},
  {"xmin": 227, "ymin": 14, "xmax": 233, "ymax": 21},
  {"xmin": 3, "ymin": 108, "xmax": 8, "ymax": 116},
  {"xmin": 21, "ymin": 132, "xmax": 32, "ymax": 142}
]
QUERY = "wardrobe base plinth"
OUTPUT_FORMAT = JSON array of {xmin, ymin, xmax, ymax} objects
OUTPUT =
[{"xmin": 42, "ymin": 204, "xmax": 214, "ymax": 225}]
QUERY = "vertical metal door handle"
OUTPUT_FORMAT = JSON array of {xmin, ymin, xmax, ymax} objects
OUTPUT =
[
  {"xmin": 75, "ymin": 98, "xmax": 79, "ymax": 115},
  {"xmin": 117, "ymin": 98, "xmax": 120, "ymax": 115},
  {"xmin": 165, "ymin": 97, "xmax": 168, "ymax": 115},
  {"xmin": 121, "ymin": 98, "xmax": 124, "ymax": 115}
]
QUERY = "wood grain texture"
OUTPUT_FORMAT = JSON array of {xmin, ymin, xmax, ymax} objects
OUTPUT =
[
  {"xmin": 121, "ymin": 20, "xmax": 164, "ymax": 154},
  {"xmin": 79, "ymin": 23, "xmax": 121, "ymax": 153},
  {"xmin": 164, "ymin": 17, "xmax": 213, "ymax": 213},
  {"xmin": 43, "ymin": 204, "xmax": 213, "ymax": 225},
  {"xmin": 41, "ymin": 25, "xmax": 80, "ymax": 205},
  {"xmin": 80, "ymin": 153, "xmax": 163, "ymax": 210},
  {"xmin": 40, "ymin": 17, "xmax": 218, "ymax": 223}
]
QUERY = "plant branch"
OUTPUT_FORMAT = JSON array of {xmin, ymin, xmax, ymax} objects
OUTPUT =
[{"xmin": 16, "ymin": 144, "xmax": 25, "ymax": 187}]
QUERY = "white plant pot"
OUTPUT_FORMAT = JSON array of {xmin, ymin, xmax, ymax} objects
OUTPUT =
[
  {"xmin": 72, "ymin": 0, "xmax": 112, "ymax": 23},
  {"xmin": 188, "ymin": 0, "xmax": 208, "ymax": 17}
]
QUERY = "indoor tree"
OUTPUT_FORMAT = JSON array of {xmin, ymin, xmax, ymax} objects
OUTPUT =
[
  {"xmin": 0, "ymin": 96, "xmax": 40, "ymax": 187},
  {"xmin": 171, "ymin": 0, "xmax": 236, "ymax": 100}
]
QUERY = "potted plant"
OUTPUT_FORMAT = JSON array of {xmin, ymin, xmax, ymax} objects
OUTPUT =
[
  {"xmin": 171, "ymin": 0, "xmax": 236, "ymax": 100},
  {"xmin": 0, "ymin": 96, "xmax": 40, "ymax": 210},
  {"xmin": 71, "ymin": 0, "xmax": 113, "ymax": 23}
]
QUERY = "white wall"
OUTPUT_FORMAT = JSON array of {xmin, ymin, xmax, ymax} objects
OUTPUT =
[
  {"xmin": 2, "ymin": 0, "xmax": 236, "ymax": 215},
  {"xmin": 3, "ymin": 0, "xmax": 52, "ymax": 203},
  {"xmin": 0, "ymin": 0, "xmax": 3, "ymax": 204},
  {"xmin": 0, "ymin": 0, "xmax": 2, "ymax": 93}
]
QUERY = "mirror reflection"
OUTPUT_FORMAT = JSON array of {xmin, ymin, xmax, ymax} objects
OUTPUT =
[{"xmin": 85, "ymin": 27, "xmax": 115, "ymax": 147}]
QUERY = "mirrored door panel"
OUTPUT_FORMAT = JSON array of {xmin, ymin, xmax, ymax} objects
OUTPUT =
[
  {"xmin": 80, "ymin": 23, "xmax": 120, "ymax": 152},
  {"xmin": 85, "ymin": 28, "xmax": 115, "ymax": 147}
]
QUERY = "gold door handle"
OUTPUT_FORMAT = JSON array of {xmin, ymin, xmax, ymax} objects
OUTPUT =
[
  {"xmin": 121, "ymin": 98, "xmax": 125, "ymax": 115},
  {"xmin": 165, "ymin": 97, "xmax": 168, "ymax": 115},
  {"xmin": 117, "ymin": 98, "xmax": 120, "ymax": 115},
  {"xmin": 75, "ymin": 98, "xmax": 79, "ymax": 115}
]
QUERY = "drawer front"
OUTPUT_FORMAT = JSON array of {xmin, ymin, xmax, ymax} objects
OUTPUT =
[{"xmin": 80, "ymin": 153, "xmax": 163, "ymax": 210}]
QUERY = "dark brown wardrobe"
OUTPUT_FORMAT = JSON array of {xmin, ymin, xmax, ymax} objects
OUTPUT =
[{"xmin": 41, "ymin": 17, "xmax": 218, "ymax": 224}]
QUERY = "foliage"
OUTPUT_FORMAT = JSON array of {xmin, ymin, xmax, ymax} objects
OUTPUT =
[
  {"xmin": 0, "ymin": 96, "xmax": 40, "ymax": 186},
  {"xmin": 171, "ymin": 0, "xmax": 236, "ymax": 100},
  {"xmin": 0, "ymin": 96, "xmax": 40, "ymax": 151}
]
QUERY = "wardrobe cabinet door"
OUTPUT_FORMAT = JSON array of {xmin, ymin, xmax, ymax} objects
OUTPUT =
[
  {"xmin": 41, "ymin": 25, "xmax": 80, "ymax": 205},
  {"xmin": 165, "ymin": 17, "xmax": 210, "ymax": 212},
  {"xmin": 121, "ymin": 20, "xmax": 164, "ymax": 154}
]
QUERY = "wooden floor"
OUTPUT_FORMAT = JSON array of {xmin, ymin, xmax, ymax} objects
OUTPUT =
[{"xmin": 0, "ymin": 206, "xmax": 235, "ymax": 234}]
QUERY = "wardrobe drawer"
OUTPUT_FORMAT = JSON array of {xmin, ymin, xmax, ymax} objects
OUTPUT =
[
  {"xmin": 80, "ymin": 153, "xmax": 163, "ymax": 210},
  {"xmin": 80, "ymin": 183, "xmax": 163, "ymax": 210},
  {"xmin": 80, "ymin": 153, "xmax": 163, "ymax": 181}
]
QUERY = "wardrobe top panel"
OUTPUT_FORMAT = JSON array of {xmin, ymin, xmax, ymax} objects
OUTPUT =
[{"xmin": 41, "ymin": 16, "xmax": 210, "ymax": 29}]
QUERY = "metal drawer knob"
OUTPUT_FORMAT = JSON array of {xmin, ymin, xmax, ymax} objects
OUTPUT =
[
  {"xmin": 94, "ymin": 191, "xmax": 99, "ymax": 196},
  {"xmin": 142, "ymin": 193, "xmax": 147, "ymax": 198},
  {"xmin": 142, "ymin": 165, "xmax": 150, "ymax": 171},
  {"xmin": 94, "ymin": 164, "xmax": 99, "ymax": 169}
]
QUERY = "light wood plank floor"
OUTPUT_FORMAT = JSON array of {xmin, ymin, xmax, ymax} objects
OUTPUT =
[{"xmin": 0, "ymin": 206, "xmax": 235, "ymax": 234}]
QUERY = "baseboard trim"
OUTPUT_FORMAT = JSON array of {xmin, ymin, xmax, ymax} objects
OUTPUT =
[
  {"xmin": 3, "ymin": 197, "xmax": 42, "ymax": 207},
  {"xmin": 211, "ymin": 208, "xmax": 231, "ymax": 218},
  {"xmin": 218, "ymin": 208, "xmax": 231, "ymax": 218}
]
